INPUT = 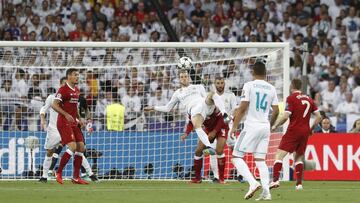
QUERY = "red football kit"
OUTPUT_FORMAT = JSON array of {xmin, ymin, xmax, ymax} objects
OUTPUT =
[
  {"xmin": 278, "ymin": 91, "xmax": 318, "ymax": 155},
  {"xmin": 55, "ymin": 83, "xmax": 84, "ymax": 145}
]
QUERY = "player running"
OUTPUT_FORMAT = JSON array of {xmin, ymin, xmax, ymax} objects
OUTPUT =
[
  {"xmin": 52, "ymin": 68, "xmax": 88, "ymax": 184},
  {"xmin": 270, "ymin": 78, "xmax": 321, "ymax": 190},
  {"xmin": 144, "ymin": 68, "xmax": 230, "ymax": 154},
  {"xmin": 181, "ymin": 107, "xmax": 229, "ymax": 184},
  {"xmin": 229, "ymin": 62, "xmax": 279, "ymax": 200}
]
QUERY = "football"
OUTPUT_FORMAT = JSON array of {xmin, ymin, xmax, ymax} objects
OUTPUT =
[{"xmin": 177, "ymin": 56, "xmax": 193, "ymax": 70}]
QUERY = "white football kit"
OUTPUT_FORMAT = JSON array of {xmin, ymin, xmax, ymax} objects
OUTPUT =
[
  {"xmin": 233, "ymin": 80, "xmax": 278, "ymax": 159},
  {"xmin": 40, "ymin": 94, "xmax": 61, "ymax": 150},
  {"xmin": 154, "ymin": 84, "xmax": 216, "ymax": 147},
  {"xmin": 154, "ymin": 84, "xmax": 214, "ymax": 119}
]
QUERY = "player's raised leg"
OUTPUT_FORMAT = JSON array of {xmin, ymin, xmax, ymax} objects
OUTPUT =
[
  {"xmin": 206, "ymin": 92, "xmax": 230, "ymax": 123},
  {"xmin": 191, "ymin": 114, "xmax": 214, "ymax": 151}
]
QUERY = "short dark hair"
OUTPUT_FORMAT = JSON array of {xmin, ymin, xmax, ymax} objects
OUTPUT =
[
  {"xmin": 253, "ymin": 62, "xmax": 266, "ymax": 76},
  {"xmin": 215, "ymin": 76, "xmax": 224, "ymax": 81},
  {"xmin": 60, "ymin": 77, "xmax": 67, "ymax": 84},
  {"xmin": 291, "ymin": 78, "xmax": 302, "ymax": 90},
  {"xmin": 66, "ymin": 68, "xmax": 78, "ymax": 78}
]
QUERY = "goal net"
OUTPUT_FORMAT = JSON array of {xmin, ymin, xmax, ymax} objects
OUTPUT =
[{"xmin": 0, "ymin": 42, "xmax": 290, "ymax": 180}]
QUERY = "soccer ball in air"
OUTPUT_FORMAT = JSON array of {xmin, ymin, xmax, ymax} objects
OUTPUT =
[{"xmin": 177, "ymin": 56, "xmax": 193, "ymax": 70}]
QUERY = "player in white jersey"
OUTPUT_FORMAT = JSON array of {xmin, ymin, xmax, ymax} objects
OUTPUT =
[
  {"xmin": 39, "ymin": 77, "xmax": 66, "ymax": 182},
  {"xmin": 209, "ymin": 77, "xmax": 238, "ymax": 183},
  {"xmin": 38, "ymin": 77, "xmax": 97, "ymax": 183},
  {"xmin": 144, "ymin": 69, "xmax": 230, "ymax": 153},
  {"xmin": 229, "ymin": 62, "xmax": 279, "ymax": 200}
]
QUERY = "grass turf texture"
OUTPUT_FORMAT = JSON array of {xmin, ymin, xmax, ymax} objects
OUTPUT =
[{"xmin": 0, "ymin": 180, "xmax": 357, "ymax": 203}]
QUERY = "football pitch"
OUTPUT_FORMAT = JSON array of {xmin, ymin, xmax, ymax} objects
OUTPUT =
[{"xmin": 0, "ymin": 180, "xmax": 358, "ymax": 203}]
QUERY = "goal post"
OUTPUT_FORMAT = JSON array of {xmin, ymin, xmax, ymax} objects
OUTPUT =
[{"xmin": 0, "ymin": 42, "xmax": 290, "ymax": 180}]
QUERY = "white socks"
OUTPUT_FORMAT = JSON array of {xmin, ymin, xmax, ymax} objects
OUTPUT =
[
  {"xmin": 255, "ymin": 160, "xmax": 270, "ymax": 195},
  {"xmin": 42, "ymin": 156, "xmax": 52, "ymax": 178},
  {"xmin": 212, "ymin": 93, "xmax": 226, "ymax": 115},
  {"xmin": 232, "ymin": 157, "xmax": 257, "ymax": 187},
  {"xmin": 195, "ymin": 128, "xmax": 211, "ymax": 147},
  {"xmin": 81, "ymin": 154, "xmax": 93, "ymax": 176},
  {"xmin": 210, "ymin": 155, "xmax": 219, "ymax": 179}
]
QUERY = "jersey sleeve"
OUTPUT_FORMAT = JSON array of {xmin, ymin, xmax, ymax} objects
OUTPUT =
[
  {"xmin": 240, "ymin": 83, "xmax": 250, "ymax": 102},
  {"xmin": 154, "ymin": 91, "xmax": 179, "ymax": 112},
  {"xmin": 39, "ymin": 95, "xmax": 53, "ymax": 115},
  {"xmin": 54, "ymin": 86, "xmax": 66, "ymax": 102}
]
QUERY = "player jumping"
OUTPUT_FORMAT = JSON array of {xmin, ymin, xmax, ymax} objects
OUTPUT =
[
  {"xmin": 270, "ymin": 78, "xmax": 321, "ymax": 190},
  {"xmin": 144, "ymin": 68, "xmax": 230, "ymax": 154}
]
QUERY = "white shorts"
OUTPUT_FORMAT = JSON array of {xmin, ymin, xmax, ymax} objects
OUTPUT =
[
  {"xmin": 189, "ymin": 100, "xmax": 215, "ymax": 120},
  {"xmin": 232, "ymin": 122, "xmax": 270, "ymax": 159},
  {"xmin": 44, "ymin": 126, "xmax": 61, "ymax": 150}
]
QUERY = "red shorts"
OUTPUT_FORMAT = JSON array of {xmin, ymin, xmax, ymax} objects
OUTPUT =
[
  {"xmin": 57, "ymin": 121, "xmax": 84, "ymax": 145},
  {"xmin": 278, "ymin": 129, "xmax": 310, "ymax": 155},
  {"xmin": 205, "ymin": 128, "xmax": 228, "ymax": 141}
]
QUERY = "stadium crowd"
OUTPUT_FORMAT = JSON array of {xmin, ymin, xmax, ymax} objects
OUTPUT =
[{"xmin": 0, "ymin": 0, "xmax": 359, "ymax": 132}]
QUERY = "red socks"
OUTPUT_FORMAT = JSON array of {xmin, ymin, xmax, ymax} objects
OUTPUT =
[
  {"xmin": 73, "ymin": 152, "xmax": 83, "ymax": 179},
  {"xmin": 295, "ymin": 162, "xmax": 304, "ymax": 186},
  {"xmin": 57, "ymin": 149, "xmax": 73, "ymax": 174},
  {"xmin": 217, "ymin": 157, "xmax": 225, "ymax": 182},
  {"xmin": 272, "ymin": 161, "xmax": 283, "ymax": 182},
  {"xmin": 194, "ymin": 158, "xmax": 203, "ymax": 180}
]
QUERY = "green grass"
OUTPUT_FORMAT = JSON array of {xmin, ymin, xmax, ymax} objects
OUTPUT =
[{"xmin": 0, "ymin": 180, "xmax": 358, "ymax": 203}]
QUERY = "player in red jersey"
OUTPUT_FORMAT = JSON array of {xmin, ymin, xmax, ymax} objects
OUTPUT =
[
  {"xmin": 270, "ymin": 78, "xmax": 321, "ymax": 190},
  {"xmin": 52, "ymin": 68, "xmax": 88, "ymax": 185},
  {"xmin": 181, "ymin": 107, "xmax": 229, "ymax": 184}
]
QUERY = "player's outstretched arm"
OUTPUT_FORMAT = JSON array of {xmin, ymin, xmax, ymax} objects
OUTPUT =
[{"xmin": 145, "ymin": 92, "xmax": 179, "ymax": 113}]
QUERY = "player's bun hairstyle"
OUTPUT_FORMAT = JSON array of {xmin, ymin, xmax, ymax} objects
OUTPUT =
[
  {"xmin": 291, "ymin": 78, "xmax": 302, "ymax": 90},
  {"xmin": 66, "ymin": 68, "xmax": 78, "ymax": 78},
  {"xmin": 253, "ymin": 62, "xmax": 266, "ymax": 76}
]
